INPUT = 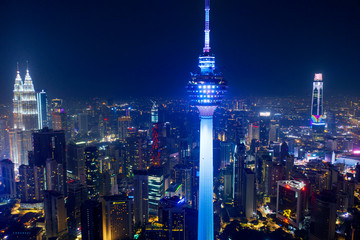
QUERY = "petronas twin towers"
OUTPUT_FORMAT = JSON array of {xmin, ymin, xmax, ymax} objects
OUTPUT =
[
  {"xmin": 10, "ymin": 63, "xmax": 38, "ymax": 170},
  {"xmin": 13, "ymin": 64, "xmax": 38, "ymax": 130}
]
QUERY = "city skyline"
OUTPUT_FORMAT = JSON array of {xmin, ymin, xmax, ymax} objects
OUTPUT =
[
  {"xmin": 1, "ymin": 0, "xmax": 360, "ymax": 101},
  {"xmin": 0, "ymin": 1, "xmax": 360, "ymax": 240}
]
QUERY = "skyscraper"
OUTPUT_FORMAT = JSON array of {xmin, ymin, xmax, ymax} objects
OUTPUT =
[
  {"xmin": 13, "ymin": 64, "xmax": 24, "ymax": 131},
  {"xmin": 311, "ymin": 73, "xmax": 325, "ymax": 137},
  {"xmin": 101, "ymin": 195, "xmax": 132, "ymax": 240},
  {"xmin": 243, "ymin": 168, "xmax": 256, "ymax": 219},
  {"xmin": 0, "ymin": 118, "xmax": 10, "ymax": 159},
  {"xmin": 148, "ymin": 166, "xmax": 165, "ymax": 216},
  {"xmin": 19, "ymin": 164, "xmax": 44, "ymax": 202},
  {"xmin": 22, "ymin": 66, "xmax": 38, "ymax": 130},
  {"xmin": 133, "ymin": 170, "xmax": 149, "ymax": 226},
  {"xmin": 0, "ymin": 159, "xmax": 16, "ymax": 199},
  {"xmin": 310, "ymin": 191, "xmax": 336, "ymax": 240},
  {"xmin": 10, "ymin": 63, "xmax": 38, "ymax": 170},
  {"xmin": 78, "ymin": 113, "xmax": 89, "ymax": 135},
  {"xmin": 173, "ymin": 164, "xmax": 193, "ymax": 205},
  {"xmin": 85, "ymin": 146, "xmax": 100, "ymax": 199},
  {"xmin": 32, "ymin": 128, "xmax": 66, "ymax": 166},
  {"xmin": 67, "ymin": 180, "xmax": 88, "ymax": 237},
  {"xmin": 151, "ymin": 101, "xmax": 160, "ymax": 166},
  {"xmin": 32, "ymin": 128, "xmax": 67, "ymax": 196},
  {"xmin": 276, "ymin": 180, "xmax": 307, "ymax": 228},
  {"xmin": 187, "ymin": 0, "xmax": 227, "ymax": 239},
  {"xmin": 259, "ymin": 111, "xmax": 271, "ymax": 147},
  {"xmin": 67, "ymin": 142, "xmax": 86, "ymax": 182},
  {"xmin": 81, "ymin": 200, "xmax": 103, "ymax": 240},
  {"xmin": 44, "ymin": 190, "xmax": 68, "ymax": 239},
  {"xmin": 36, "ymin": 90, "xmax": 49, "ymax": 129}
]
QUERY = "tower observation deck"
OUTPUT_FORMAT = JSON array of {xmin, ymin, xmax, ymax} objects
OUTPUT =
[{"xmin": 187, "ymin": 1, "xmax": 227, "ymax": 239}]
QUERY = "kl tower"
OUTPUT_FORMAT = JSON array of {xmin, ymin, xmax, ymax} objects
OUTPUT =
[{"xmin": 187, "ymin": 0, "xmax": 227, "ymax": 239}]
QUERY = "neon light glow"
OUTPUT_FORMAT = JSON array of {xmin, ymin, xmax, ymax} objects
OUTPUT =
[
  {"xmin": 283, "ymin": 209, "xmax": 291, "ymax": 218},
  {"xmin": 311, "ymin": 115, "xmax": 324, "ymax": 124}
]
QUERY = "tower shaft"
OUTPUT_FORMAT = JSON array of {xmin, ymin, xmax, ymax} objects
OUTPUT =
[{"xmin": 198, "ymin": 111, "xmax": 215, "ymax": 240}]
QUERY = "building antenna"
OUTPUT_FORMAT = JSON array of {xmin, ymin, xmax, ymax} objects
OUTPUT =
[{"xmin": 203, "ymin": 0, "xmax": 211, "ymax": 53}]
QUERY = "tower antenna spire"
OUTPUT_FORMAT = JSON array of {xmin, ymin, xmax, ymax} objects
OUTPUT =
[
  {"xmin": 203, "ymin": 0, "xmax": 211, "ymax": 53},
  {"xmin": 17, "ymin": 62, "xmax": 19, "ymax": 72},
  {"xmin": 26, "ymin": 60, "xmax": 29, "ymax": 72}
]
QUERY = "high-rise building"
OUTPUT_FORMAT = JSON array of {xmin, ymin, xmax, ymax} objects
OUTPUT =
[
  {"xmin": 268, "ymin": 163, "xmax": 284, "ymax": 197},
  {"xmin": 67, "ymin": 180, "xmax": 88, "ymax": 237},
  {"xmin": 44, "ymin": 190, "xmax": 68, "ymax": 239},
  {"xmin": 101, "ymin": 195, "xmax": 132, "ymax": 240},
  {"xmin": 67, "ymin": 142, "xmax": 86, "ymax": 182},
  {"xmin": 151, "ymin": 102, "xmax": 161, "ymax": 166},
  {"xmin": 148, "ymin": 166, "xmax": 165, "ymax": 215},
  {"xmin": 259, "ymin": 111, "xmax": 271, "ymax": 147},
  {"xmin": 158, "ymin": 196, "xmax": 186, "ymax": 240},
  {"xmin": 32, "ymin": 128, "xmax": 67, "ymax": 195},
  {"xmin": 78, "ymin": 113, "xmax": 89, "ymax": 135},
  {"xmin": 269, "ymin": 119, "xmax": 279, "ymax": 142},
  {"xmin": 118, "ymin": 116, "xmax": 131, "ymax": 140},
  {"xmin": 133, "ymin": 170, "xmax": 149, "ymax": 226},
  {"xmin": 32, "ymin": 128, "xmax": 66, "ymax": 166},
  {"xmin": 36, "ymin": 90, "xmax": 49, "ymax": 129},
  {"xmin": 186, "ymin": 0, "xmax": 227, "ymax": 238},
  {"xmin": 52, "ymin": 108, "xmax": 67, "ymax": 131},
  {"xmin": 0, "ymin": 159, "xmax": 16, "ymax": 199},
  {"xmin": 0, "ymin": 119, "xmax": 10, "ymax": 159},
  {"xmin": 19, "ymin": 164, "xmax": 44, "ymax": 202},
  {"xmin": 234, "ymin": 143, "xmax": 246, "ymax": 208},
  {"xmin": 311, "ymin": 73, "xmax": 325, "ymax": 138},
  {"xmin": 85, "ymin": 146, "xmax": 100, "ymax": 199},
  {"xmin": 243, "ymin": 168, "xmax": 256, "ymax": 219},
  {"xmin": 173, "ymin": 164, "xmax": 193, "ymax": 205},
  {"xmin": 248, "ymin": 122, "xmax": 259, "ymax": 143},
  {"xmin": 45, "ymin": 158, "xmax": 65, "ymax": 195},
  {"xmin": 81, "ymin": 200, "xmax": 103, "ymax": 240},
  {"xmin": 124, "ymin": 130, "xmax": 148, "ymax": 174},
  {"xmin": 276, "ymin": 180, "xmax": 307, "ymax": 228},
  {"xmin": 310, "ymin": 191, "xmax": 336, "ymax": 240}
]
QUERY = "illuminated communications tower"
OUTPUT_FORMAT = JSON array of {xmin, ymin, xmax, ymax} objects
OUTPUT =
[
  {"xmin": 151, "ymin": 101, "xmax": 160, "ymax": 166},
  {"xmin": 187, "ymin": 1, "xmax": 227, "ymax": 239},
  {"xmin": 311, "ymin": 73, "xmax": 325, "ymax": 134}
]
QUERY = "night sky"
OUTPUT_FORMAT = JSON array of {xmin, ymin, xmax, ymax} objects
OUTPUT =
[{"xmin": 1, "ymin": 0, "xmax": 360, "ymax": 101}]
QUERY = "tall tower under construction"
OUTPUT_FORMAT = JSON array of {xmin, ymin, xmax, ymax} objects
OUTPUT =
[{"xmin": 187, "ymin": 1, "xmax": 227, "ymax": 239}]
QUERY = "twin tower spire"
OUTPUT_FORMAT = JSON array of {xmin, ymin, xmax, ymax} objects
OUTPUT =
[{"xmin": 13, "ymin": 62, "xmax": 38, "ymax": 131}]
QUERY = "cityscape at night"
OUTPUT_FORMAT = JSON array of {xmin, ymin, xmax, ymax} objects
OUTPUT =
[{"xmin": 1, "ymin": 0, "xmax": 360, "ymax": 240}]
